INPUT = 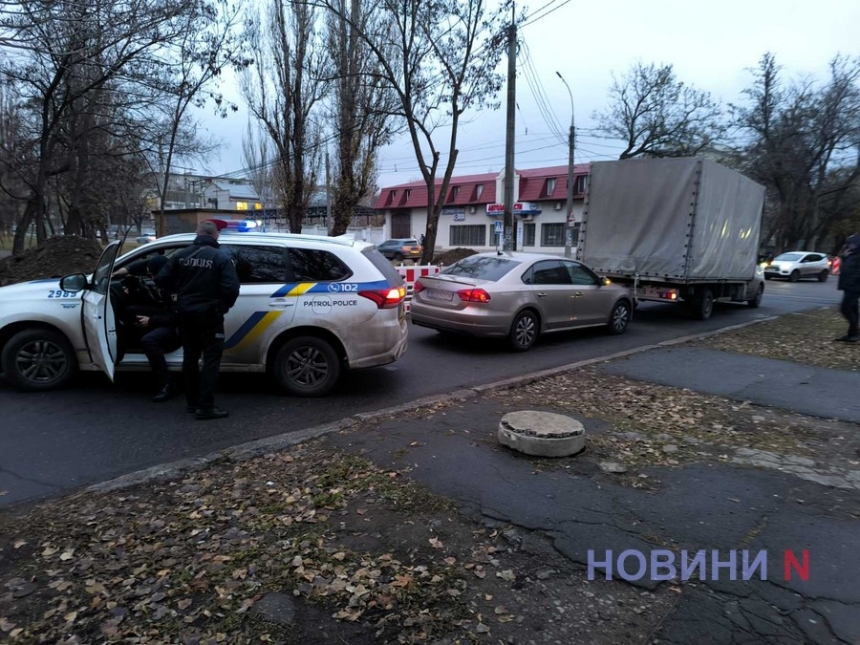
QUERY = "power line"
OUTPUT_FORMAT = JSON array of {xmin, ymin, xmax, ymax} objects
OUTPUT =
[
  {"xmin": 519, "ymin": 39, "xmax": 566, "ymax": 145},
  {"xmin": 521, "ymin": 0, "xmax": 574, "ymax": 28}
]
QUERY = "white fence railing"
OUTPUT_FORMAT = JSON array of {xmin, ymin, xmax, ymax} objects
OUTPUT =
[{"xmin": 396, "ymin": 265, "xmax": 441, "ymax": 313}]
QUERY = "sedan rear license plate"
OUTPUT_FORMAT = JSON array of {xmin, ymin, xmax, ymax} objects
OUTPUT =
[{"xmin": 426, "ymin": 289, "xmax": 454, "ymax": 302}]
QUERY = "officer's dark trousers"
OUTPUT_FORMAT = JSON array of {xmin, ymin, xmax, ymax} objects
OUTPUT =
[
  {"xmin": 141, "ymin": 326, "xmax": 180, "ymax": 387},
  {"xmin": 179, "ymin": 312, "xmax": 225, "ymax": 410},
  {"xmin": 840, "ymin": 290, "xmax": 859, "ymax": 338}
]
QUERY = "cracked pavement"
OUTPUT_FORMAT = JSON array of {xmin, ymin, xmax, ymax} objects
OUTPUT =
[{"xmin": 326, "ymin": 397, "xmax": 860, "ymax": 644}]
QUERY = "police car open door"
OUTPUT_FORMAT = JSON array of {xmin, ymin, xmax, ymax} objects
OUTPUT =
[{"xmin": 82, "ymin": 240, "xmax": 122, "ymax": 381}]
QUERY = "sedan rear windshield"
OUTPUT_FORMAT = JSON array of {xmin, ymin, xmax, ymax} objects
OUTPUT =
[
  {"xmin": 441, "ymin": 256, "xmax": 520, "ymax": 281},
  {"xmin": 774, "ymin": 253, "xmax": 804, "ymax": 261}
]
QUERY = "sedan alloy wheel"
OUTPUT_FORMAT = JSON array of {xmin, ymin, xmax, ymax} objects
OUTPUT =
[
  {"xmin": 509, "ymin": 310, "xmax": 539, "ymax": 351},
  {"xmin": 608, "ymin": 301, "xmax": 631, "ymax": 335}
]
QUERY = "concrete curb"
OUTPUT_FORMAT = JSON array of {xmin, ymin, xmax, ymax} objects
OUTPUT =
[{"xmin": 86, "ymin": 314, "xmax": 778, "ymax": 495}]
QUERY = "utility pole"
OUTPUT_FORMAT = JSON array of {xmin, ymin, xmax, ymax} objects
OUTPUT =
[
  {"xmin": 325, "ymin": 149, "xmax": 331, "ymax": 233},
  {"xmin": 502, "ymin": 13, "xmax": 517, "ymax": 252},
  {"xmin": 557, "ymin": 71, "xmax": 575, "ymax": 258}
]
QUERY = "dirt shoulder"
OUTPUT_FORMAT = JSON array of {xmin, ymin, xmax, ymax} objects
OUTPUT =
[
  {"xmin": 693, "ymin": 307, "xmax": 858, "ymax": 372},
  {"xmin": 0, "ymin": 237, "xmax": 105, "ymax": 287}
]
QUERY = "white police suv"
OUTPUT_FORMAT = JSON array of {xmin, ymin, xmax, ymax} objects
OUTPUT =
[{"xmin": 0, "ymin": 232, "xmax": 408, "ymax": 396}]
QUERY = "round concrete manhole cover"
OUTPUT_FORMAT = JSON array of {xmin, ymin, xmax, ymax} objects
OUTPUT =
[{"xmin": 498, "ymin": 410, "xmax": 585, "ymax": 457}]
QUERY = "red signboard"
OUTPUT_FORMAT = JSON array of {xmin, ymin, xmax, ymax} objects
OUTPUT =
[
  {"xmin": 486, "ymin": 202, "xmax": 540, "ymax": 214},
  {"xmin": 487, "ymin": 202, "xmax": 523, "ymax": 213}
]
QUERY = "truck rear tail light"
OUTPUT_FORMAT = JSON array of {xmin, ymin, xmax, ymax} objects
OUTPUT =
[
  {"xmin": 359, "ymin": 285, "xmax": 407, "ymax": 309},
  {"xmin": 457, "ymin": 288, "xmax": 491, "ymax": 303},
  {"xmin": 659, "ymin": 291, "xmax": 678, "ymax": 300}
]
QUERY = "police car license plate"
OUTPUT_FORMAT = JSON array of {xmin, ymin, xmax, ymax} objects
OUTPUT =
[{"xmin": 427, "ymin": 289, "xmax": 453, "ymax": 302}]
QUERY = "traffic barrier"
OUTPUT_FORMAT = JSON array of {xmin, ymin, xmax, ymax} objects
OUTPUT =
[
  {"xmin": 396, "ymin": 265, "xmax": 441, "ymax": 313},
  {"xmin": 832, "ymin": 257, "xmax": 841, "ymax": 276}
]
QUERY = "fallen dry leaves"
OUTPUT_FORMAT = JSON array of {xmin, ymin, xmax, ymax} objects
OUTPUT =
[
  {"xmin": 0, "ymin": 449, "xmax": 520, "ymax": 644},
  {"xmin": 696, "ymin": 307, "xmax": 858, "ymax": 371}
]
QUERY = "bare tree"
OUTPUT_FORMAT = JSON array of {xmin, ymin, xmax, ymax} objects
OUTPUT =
[
  {"xmin": 241, "ymin": 119, "xmax": 278, "ymax": 230},
  {"xmin": 146, "ymin": 0, "xmax": 249, "ymax": 216},
  {"xmin": 732, "ymin": 53, "xmax": 860, "ymax": 251},
  {"xmin": 53, "ymin": 88, "xmax": 156, "ymax": 240},
  {"xmin": 324, "ymin": 0, "xmax": 396, "ymax": 235},
  {"xmin": 595, "ymin": 62, "xmax": 725, "ymax": 160},
  {"xmin": 241, "ymin": 0, "xmax": 327, "ymax": 233},
  {"xmin": 315, "ymin": 0, "xmax": 512, "ymax": 263},
  {"xmin": 0, "ymin": 77, "xmax": 31, "ymax": 241},
  {"xmin": 0, "ymin": 0, "xmax": 204, "ymax": 253}
]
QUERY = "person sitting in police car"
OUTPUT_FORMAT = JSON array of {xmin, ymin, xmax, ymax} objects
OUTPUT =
[{"xmin": 113, "ymin": 255, "xmax": 181, "ymax": 402}]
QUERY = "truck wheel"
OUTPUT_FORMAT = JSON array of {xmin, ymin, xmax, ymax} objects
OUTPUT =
[
  {"xmin": 789, "ymin": 270, "xmax": 800, "ymax": 283},
  {"xmin": 691, "ymin": 289, "xmax": 714, "ymax": 320},
  {"xmin": 607, "ymin": 300, "xmax": 631, "ymax": 335},
  {"xmin": 747, "ymin": 284, "xmax": 764, "ymax": 308},
  {"xmin": 1, "ymin": 328, "xmax": 77, "ymax": 391},
  {"xmin": 274, "ymin": 336, "xmax": 341, "ymax": 397},
  {"xmin": 509, "ymin": 309, "xmax": 539, "ymax": 352},
  {"xmin": 818, "ymin": 270, "xmax": 829, "ymax": 282}
]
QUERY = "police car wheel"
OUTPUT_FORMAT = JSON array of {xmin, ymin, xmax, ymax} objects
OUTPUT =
[
  {"xmin": 2, "ymin": 328, "xmax": 77, "ymax": 391},
  {"xmin": 275, "ymin": 336, "xmax": 341, "ymax": 397}
]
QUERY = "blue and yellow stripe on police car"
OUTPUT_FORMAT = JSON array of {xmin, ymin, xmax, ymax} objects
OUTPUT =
[
  {"xmin": 273, "ymin": 282, "xmax": 317, "ymax": 298},
  {"xmin": 270, "ymin": 280, "xmax": 390, "ymax": 298},
  {"xmin": 223, "ymin": 310, "xmax": 282, "ymax": 351}
]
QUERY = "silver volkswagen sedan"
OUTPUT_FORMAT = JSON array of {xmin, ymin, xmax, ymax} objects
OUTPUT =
[{"xmin": 410, "ymin": 252, "xmax": 633, "ymax": 351}]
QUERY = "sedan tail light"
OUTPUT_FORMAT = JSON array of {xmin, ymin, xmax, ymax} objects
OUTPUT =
[
  {"xmin": 457, "ymin": 288, "xmax": 491, "ymax": 303},
  {"xmin": 359, "ymin": 285, "xmax": 407, "ymax": 309},
  {"xmin": 413, "ymin": 280, "xmax": 426, "ymax": 294}
]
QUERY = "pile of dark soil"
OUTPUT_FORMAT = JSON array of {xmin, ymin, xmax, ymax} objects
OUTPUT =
[
  {"xmin": 432, "ymin": 247, "xmax": 478, "ymax": 266},
  {"xmin": 0, "ymin": 236, "xmax": 105, "ymax": 287}
]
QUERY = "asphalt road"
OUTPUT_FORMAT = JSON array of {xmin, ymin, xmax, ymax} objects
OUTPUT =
[{"xmin": 0, "ymin": 278, "xmax": 842, "ymax": 508}]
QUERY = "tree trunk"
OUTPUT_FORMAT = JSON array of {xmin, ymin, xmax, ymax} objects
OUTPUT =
[{"xmin": 12, "ymin": 200, "xmax": 35, "ymax": 254}]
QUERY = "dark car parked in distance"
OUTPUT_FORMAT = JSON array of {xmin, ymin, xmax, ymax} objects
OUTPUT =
[{"xmin": 377, "ymin": 238, "xmax": 423, "ymax": 261}]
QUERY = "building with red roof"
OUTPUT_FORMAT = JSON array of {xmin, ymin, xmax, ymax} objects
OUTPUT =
[{"xmin": 374, "ymin": 163, "xmax": 590, "ymax": 253}]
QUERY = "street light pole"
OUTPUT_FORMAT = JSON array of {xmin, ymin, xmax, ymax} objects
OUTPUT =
[
  {"xmin": 502, "ymin": 19, "xmax": 517, "ymax": 252},
  {"xmin": 556, "ymin": 71, "xmax": 575, "ymax": 259}
]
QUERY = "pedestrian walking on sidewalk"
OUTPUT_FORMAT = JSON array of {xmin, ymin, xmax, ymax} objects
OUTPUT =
[
  {"xmin": 156, "ymin": 220, "xmax": 240, "ymax": 419},
  {"xmin": 836, "ymin": 234, "xmax": 860, "ymax": 343}
]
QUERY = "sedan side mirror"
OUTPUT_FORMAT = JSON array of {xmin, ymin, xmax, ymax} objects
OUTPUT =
[{"xmin": 60, "ymin": 273, "xmax": 88, "ymax": 292}]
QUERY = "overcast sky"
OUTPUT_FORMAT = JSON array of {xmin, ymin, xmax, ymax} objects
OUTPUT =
[{"xmin": 197, "ymin": 0, "xmax": 860, "ymax": 189}]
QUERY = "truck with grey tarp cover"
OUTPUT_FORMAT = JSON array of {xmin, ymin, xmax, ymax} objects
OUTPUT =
[{"xmin": 576, "ymin": 157, "xmax": 766, "ymax": 320}]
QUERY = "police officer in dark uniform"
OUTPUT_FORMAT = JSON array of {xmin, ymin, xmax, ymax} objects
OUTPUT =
[
  {"xmin": 836, "ymin": 234, "xmax": 860, "ymax": 343},
  {"xmin": 156, "ymin": 220, "xmax": 240, "ymax": 419}
]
